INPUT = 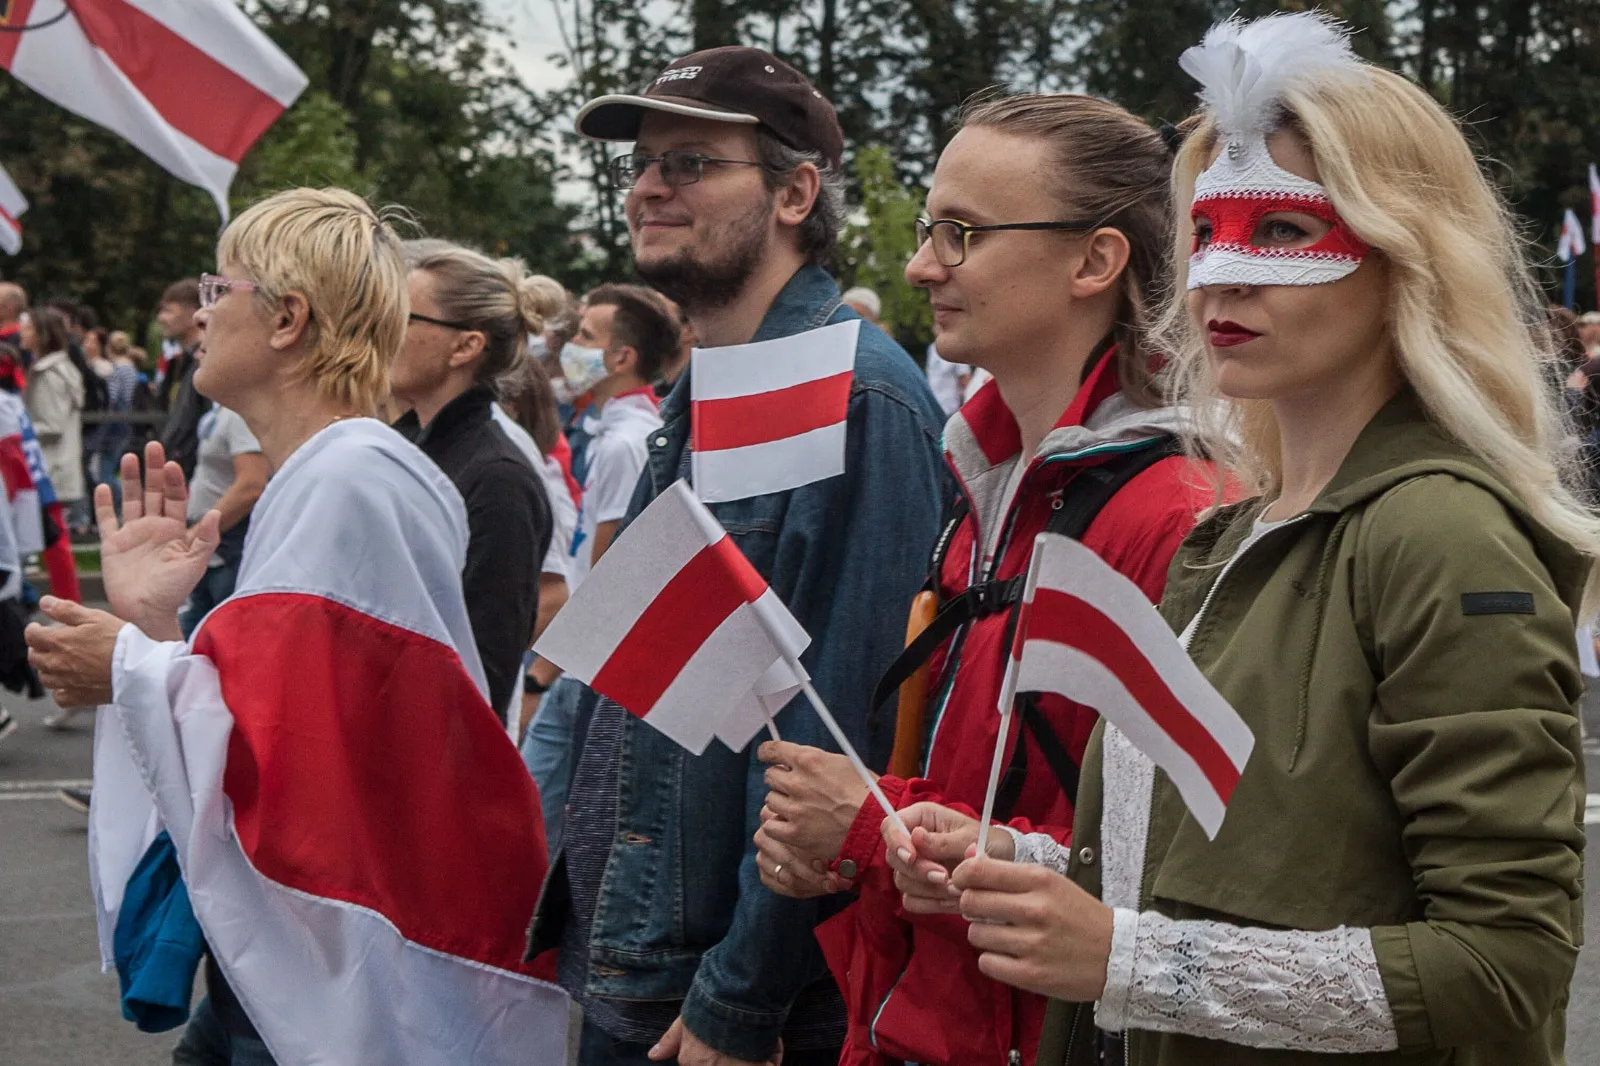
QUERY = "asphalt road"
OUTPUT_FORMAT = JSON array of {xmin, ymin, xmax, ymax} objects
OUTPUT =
[{"xmin": 1, "ymin": 679, "xmax": 1598, "ymax": 1066}]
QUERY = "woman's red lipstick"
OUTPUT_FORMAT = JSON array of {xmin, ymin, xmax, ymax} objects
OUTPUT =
[{"xmin": 1208, "ymin": 319, "xmax": 1261, "ymax": 348}]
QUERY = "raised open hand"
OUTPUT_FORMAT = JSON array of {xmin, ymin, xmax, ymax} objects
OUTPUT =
[{"xmin": 98, "ymin": 441, "xmax": 221, "ymax": 640}]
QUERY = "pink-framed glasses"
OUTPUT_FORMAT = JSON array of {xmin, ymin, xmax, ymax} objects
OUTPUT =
[{"xmin": 199, "ymin": 273, "xmax": 261, "ymax": 309}]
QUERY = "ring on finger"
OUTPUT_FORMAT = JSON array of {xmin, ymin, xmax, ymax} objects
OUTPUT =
[{"xmin": 773, "ymin": 863, "xmax": 785, "ymax": 880}]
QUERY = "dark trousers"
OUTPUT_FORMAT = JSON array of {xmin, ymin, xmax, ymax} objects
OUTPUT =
[
  {"xmin": 170, "ymin": 996, "xmax": 276, "ymax": 1066},
  {"xmin": 579, "ymin": 1020, "xmax": 841, "ymax": 1066}
]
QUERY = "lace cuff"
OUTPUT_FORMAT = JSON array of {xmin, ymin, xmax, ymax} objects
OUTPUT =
[
  {"xmin": 1095, "ymin": 911, "xmax": 1398, "ymax": 1052},
  {"xmin": 1006, "ymin": 829, "xmax": 1073, "ymax": 876}
]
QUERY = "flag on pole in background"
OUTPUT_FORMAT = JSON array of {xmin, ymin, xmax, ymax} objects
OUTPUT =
[
  {"xmin": 691, "ymin": 319, "xmax": 858, "ymax": 503},
  {"xmin": 0, "ymin": 163, "xmax": 25, "ymax": 255},
  {"xmin": 1559, "ymin": 208, "xmax": 1587, "ymax": 311},
  {"xmin": 1010, "ymin": 533, "xmax": 1255, "ymax": 839},
  {"xmin": 1559, "ymin": 208, "xmax": 1588, "ymax": 263},
  {"xmin": 0, "ymin": 0, "xmax": 308, "ymax": 219},
  {"xmin": 535, "ymin": 479, "xmax": 810, "ymax": 753},
  {"xmin": 1589, "ymin": 164, "xmax": 1600, "ymax": 243}
]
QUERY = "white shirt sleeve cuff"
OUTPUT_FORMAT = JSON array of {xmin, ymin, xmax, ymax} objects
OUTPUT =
[{"xmin": 1095, "ymin": 906, "xmax": 1141, "ymax": 1033}]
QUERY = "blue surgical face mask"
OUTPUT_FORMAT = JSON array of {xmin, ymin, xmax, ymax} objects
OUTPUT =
[{"xmin": 560, "ymin": 343, "xmax": 608, "ymax": 392}]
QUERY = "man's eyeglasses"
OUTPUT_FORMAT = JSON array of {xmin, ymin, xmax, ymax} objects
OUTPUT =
[
  {"xmin": 609, "ymin": 150, "xmax": 767, "ymax": 190},
  {"xmin": 198, "ymin": 273, "xmax": 260, "ymax": 309},
  {"xmin": 914, "ymin": 217, "xmax": 1105, "ymax": 268}
]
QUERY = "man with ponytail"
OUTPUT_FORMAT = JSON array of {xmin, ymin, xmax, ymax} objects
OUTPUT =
[{"xmin": 391, "ymin": 239, "xmax": 558, "ymax": 724}]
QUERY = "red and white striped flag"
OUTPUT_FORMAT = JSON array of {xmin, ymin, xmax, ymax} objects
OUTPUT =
[
  {"xmin": 90, "ymin": 421, "xmax": 572, "ymax": 1064},
  {"xmin": 691, "ymin": 319, "xmax": 857, "ymax": 503},
  {"xmin": 0, "ymin": 163, "xmax": 24, "ymax": 255},
  {"xmin": 0, "ymin": 0, "xmax": 308, "ymax": 219},
  {"xmin": 1589, "ymin": 163, "xmax": 1599, "ymax": 244},
  {"xmin": 1558, "ymin": 208, "xmax": 1587, "ymax": 263},
  {"xmin": 535, "ymin": 479, "xmax": 810, "ymax": 753},
  {"xmin": 1010, "ymin": 532, "xmax": 1254, "ymax": 839}
]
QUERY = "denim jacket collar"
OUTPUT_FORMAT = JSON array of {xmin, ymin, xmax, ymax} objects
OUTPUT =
[{"xmin": 652, "ymin": 265, "xmax": 844, "ymax": 491}]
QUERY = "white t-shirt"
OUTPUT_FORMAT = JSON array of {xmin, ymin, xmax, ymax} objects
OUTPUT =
[
  {"xmin": 188, "ymin": 405, "xmax": 261, "ymax": 521},
  {"xmin": 569, "ymin": 389, "xmax": 663, "ymax": 588},
  {"xmin": 924, "ymin": 344, "xmax": 971, "ymax": 417},
  {"xmin": 490, "ymin": 404, "xmax": 577, "ymax": 581}
]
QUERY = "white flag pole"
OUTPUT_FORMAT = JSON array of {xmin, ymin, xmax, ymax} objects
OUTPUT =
[
  {"xmin": 794, "ymin": 672, "xmax": 908, "ymax": 837},
  {"xmin": 763, "ymin": 709, "xmax": 782, "ymax": 742},
  {"xmin": 975, "ymin": 538, "xmax": 1047, "ymax": 860}
]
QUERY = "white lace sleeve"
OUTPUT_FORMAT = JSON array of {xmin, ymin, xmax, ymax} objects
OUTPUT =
[
  {"xmin": 1097, "ymin": 909, "xmax": 1398, "ymax": 1052},
  {"xmin": 999, "ymin": 827, "xmax": 1073, "ymax": 876}
]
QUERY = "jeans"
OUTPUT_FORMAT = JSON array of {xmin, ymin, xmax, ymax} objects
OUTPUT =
[
  {"xmin": 170, "ymin": 996, "xmax": 276, "ymax": 1066},
  {"xmin": 179, "ymin": 562, "xmax": 241, "ymax": 640},
  {"xmin": 93, "ymin": 445, "xmax": 127, "ymax": 511},
  {"xmin": 520, "ymin": 674, "xmax": 584, "ymax": 855},
  {"xmin": 578, "ymin": 1021, "xmax": 839, "ymax": 1066}
]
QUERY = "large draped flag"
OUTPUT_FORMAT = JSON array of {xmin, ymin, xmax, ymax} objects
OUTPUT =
[
  {"xmin": 535, "ymin": 478, "xmax": 810, "ymax": 754},
  {"xmin": 691, "ymin": 319, "xmax": 857, "ymax": 503},
  {"xmin": 0, "ymin": 0, "xmax": 308, "ymax": 219},
  {"xmin": 0, "ymin": 391, "xmax": 45, "ymax": 556},
  {"xmin": 1007, "ymin": 532, "xmax": 1255, "ymax": 838},
  {"xmin": 0, "ymin": 162, "xmax": 24, "ymax": 255},
  {"xmin": 90, "ymin": 421, "xmax": 575, "ymax": 1065}
]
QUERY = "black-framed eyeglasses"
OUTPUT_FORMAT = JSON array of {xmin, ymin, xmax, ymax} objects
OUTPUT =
[
  {"xmin": 608, "ymin": 150, "xmax": 767, "ymax": 190},
  {"xmin": 914, "ymin": 216, "xmax": 1105, "ymax": 267},
  {"xmin": 408, "ymin": 311, "xmax": 472, "ymax": 330}
]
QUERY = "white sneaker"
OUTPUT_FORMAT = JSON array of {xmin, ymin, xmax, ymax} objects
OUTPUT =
[
  {"xmin": 42, "ymin": 706, "xmax": 81, "ymax": 731},
  {"xmin": 0, "ymin": 708, "xmax": 16, "ymax": 746}
]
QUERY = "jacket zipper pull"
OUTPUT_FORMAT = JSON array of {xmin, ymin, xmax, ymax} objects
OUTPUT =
[{"xmin": 1008, "ymin": 1050, "xmax": 1023, "ymax": 1066}]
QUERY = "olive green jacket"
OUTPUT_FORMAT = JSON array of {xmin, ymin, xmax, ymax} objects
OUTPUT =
[{"xmin": 1039, "ymin": 391, "xmax": 1589, "ymax": 1066}]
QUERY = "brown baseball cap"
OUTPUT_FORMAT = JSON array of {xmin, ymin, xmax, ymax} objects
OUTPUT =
[{"xmin": 575, "ymin": 47, "xmax": 845, "ymax": 171}]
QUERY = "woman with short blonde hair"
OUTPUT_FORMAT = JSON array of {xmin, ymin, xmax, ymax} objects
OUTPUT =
[
  {"xmin": 26, "ymin": 188, "xmax": 556, "ymax": 1063},
  {"xmin": 945, "ymin": 17, "xmax": 1593, "ymax": 1065}
]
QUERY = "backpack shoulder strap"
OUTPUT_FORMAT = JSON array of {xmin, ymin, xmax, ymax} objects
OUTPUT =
[{"xmin": 1044, "ymin": 436, "xmax": 1184, "ymax": 542}]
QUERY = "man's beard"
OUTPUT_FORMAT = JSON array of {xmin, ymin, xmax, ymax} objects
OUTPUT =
[{"xmin": 634, "ymin": 197, "xmax": 771, "ymax": 315}]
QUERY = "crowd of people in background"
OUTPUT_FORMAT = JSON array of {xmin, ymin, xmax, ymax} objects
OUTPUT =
[{"xmin": 4, "ymin": 13, "xmax": 1600, "ymax": 1066}]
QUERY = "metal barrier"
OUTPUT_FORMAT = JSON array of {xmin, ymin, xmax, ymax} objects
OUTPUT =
[{"xmin": 81, "ymin": 411, "xmax": 167, "ymax": 426}]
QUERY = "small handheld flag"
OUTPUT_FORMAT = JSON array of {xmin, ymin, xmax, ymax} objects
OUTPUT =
[
  {"xmin": 535, "ymin": 479, "xmax": 808, "ymax": 754},
  {"xmin": 1559, "ymin": 209, "xmax": 1587, "ymax": 311},
  {"xmin": 983, "ymin": 533, "xmax": 1256, "ymax": 841},
  {"xmin": 691, "ymin": 320, "xmax": 858, "ymax": 503}
]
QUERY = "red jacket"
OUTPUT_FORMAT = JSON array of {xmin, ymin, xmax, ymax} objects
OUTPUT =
[{"xmin": 816, "ymin": 354, "xmax": 1213, "ymax": 1066}]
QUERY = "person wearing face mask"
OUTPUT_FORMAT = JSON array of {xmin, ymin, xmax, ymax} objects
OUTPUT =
[
  {"xmin": 751, "ymin": 94, "xmax": 1214, "ymax": 1066},
  {"xmin": 931, "ymin": 15, "xmax": 1593, "ymax": 1066},
  {"xmin": 520, "ymin": 283, "xmax": 675, "ymax": 854}
]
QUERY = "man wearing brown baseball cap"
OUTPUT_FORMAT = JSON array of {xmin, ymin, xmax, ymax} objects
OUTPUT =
[{"xmin": 529, "ymin": 44, "xmax": 947, "ymax": 1066}]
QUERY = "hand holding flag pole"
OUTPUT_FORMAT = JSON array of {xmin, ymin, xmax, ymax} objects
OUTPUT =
[{"xmin": 790, "ymin": 674, "xmax": 908, "ymax": 838}]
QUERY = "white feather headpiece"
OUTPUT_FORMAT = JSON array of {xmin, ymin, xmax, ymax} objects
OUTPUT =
[{"xmin": 1179, "ymin": 12, "xmax": 1362, "ymax": 142}]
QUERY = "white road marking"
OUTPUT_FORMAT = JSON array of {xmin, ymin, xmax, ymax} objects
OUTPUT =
[
  {"xmin": 0, "ymin": 778, "xmax": 92, "ymax": 792},
  {"xmin": 1588, "ymin": 794, "xmax": 1600, "ymax": 827}
]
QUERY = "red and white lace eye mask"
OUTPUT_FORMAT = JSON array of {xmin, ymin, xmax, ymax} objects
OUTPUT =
[{"xmin": 1187, "ymin": 136, "xmax": 1370, "ymax": 289}]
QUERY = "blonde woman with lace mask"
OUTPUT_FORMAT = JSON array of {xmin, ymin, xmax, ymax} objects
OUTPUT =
[{"xmin": 934, "ymin": 14, "xmax": 1595, "ymax": 1066}]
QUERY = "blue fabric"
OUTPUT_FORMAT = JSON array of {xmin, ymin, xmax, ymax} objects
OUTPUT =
[
  {"xmin": 520, "ymin": 674, "xmax": 586, "ymax": 854},
  {"xmin": 549, "ymin": 264, "xmax": 951, "ymax": 1061},
  {"xmin": 113, "ymin": 831, "xmax": 204, "ymax": 1033}
]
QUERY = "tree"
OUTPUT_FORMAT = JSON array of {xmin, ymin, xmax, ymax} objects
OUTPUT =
[{"xmin": 839, "ymin": 145, "xmax": 931, "ymax": 349}]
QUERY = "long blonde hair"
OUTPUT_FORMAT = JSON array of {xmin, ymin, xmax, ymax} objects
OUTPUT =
[{"xmin": 1160, "ymin": 64, "xmax": 1600, "ymax": 612}]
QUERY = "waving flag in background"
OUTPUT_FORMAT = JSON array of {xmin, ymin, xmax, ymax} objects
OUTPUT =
[
  {"xmin": 0, "ymin": 0, "xmax": 307, "ymax": 219},
  {"xmin": 1559, "ymin": 208, "xmax": 1587, "ymax": 311},
  {"xmin": 0, "ymin": 162, "xmax": 24, "ymax": 255}
]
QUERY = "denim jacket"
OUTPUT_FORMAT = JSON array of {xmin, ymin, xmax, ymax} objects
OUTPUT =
[{"xmin": 531, "ymin": 265, "xmax": 948, "ymax": 1061}]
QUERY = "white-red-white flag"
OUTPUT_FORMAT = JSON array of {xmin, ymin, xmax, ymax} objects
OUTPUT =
[
  {"xmin": 0, "ymin": 0, "xmax": 308, "ymax": 220},
  {"xmin": 534, "ymin": 478, "xmax": 810, "ymax": 753},
  {"xmin": 1589, "ymin": 164, "xmax": 1600, "ymax": 244},
  {"xmin": 0, "ymin": 163, "xmax": 25, "ymax": 255},
  {"xmin": 1558, "ymin": 208, "xmax": 1587, "ymax": 263},
  {"xmin": 1011, "ymin": 533, "xmax": 1254, "ymax": 839},
  {"xmin": 89, "ymin": 421, "xmax": 573, "ymax": 1065},
  {"xmin": 691, "ymin": 319, "xmax": 857, "ymax": 503}
]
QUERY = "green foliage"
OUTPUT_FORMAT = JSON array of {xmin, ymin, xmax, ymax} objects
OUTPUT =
[{"xmin": 839, "ymin": 145, "xmax": 931, "ymax": 348}]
